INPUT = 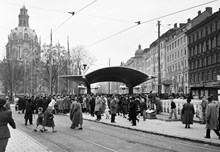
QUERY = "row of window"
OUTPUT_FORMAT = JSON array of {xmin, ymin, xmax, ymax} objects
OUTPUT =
[
  {"xmin": 167, "ymin": 60, "xmax": 188, "ymax": 73},
  {"xmin": 189, "ymin": 35, "xmax": 220, "ymax": 57},
  {"xmin": 166, "ymin": 36, "xmax": 187, "ymax": 52},
  {"xmin": 189, "ymin": 53, "xmax": 220, "ymax": 70},
  {"xmin": 167, "ymin": 47, "xmax": 187, "ymax": 63},
  {"xmin": 189, "ymin": 20, "xmax": 220, "ymax": 44},
  {"xmin": 171, "ymin": 73, "xmax": 188, "ymax": 84},
  {"xmin": 189, "ymin": 68, "xmax": 220, "ymax": 83}
]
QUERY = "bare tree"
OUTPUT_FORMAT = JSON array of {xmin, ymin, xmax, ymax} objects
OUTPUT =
[
  {"xmin": 40, "ymin": 43, "xmax": 68, "ymax": 94},
  {"xmin": 70, "ymin": 45, "xmax": 96, "ymax": 75}
]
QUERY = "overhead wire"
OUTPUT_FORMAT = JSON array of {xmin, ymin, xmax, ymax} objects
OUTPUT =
[
  {"xmin": 42, "ymin": 0, "xmax": 98, "ymax": 42},
  {"xmin": 86, "ymin": 0, "xmax": 218, "ymax": 48}
]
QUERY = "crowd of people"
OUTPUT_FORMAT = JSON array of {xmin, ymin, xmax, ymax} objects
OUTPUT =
[{"xmin": 0, "ymin": 91, "xmax": 219, "ymax": 152}]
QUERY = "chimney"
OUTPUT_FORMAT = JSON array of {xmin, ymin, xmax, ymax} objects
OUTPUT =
[
  {"xmin": 174, "ymin": 23, "xmax": 177, "ymax": 28},
  {"xmin": 187, "ymin": 18, "xmax": 191, "ymax": 23},
  {"xmin": 198, "ymin": 10, "xmax": 201, "ymax": 16},
  {"xmin": 205, "ymin": 7, "xmax": 212, "ymax": 14}
]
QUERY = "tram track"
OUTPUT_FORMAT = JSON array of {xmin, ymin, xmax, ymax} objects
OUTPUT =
[{"xmin": 13, "ymin": 113, "xmax": 220, "ymax": 152}]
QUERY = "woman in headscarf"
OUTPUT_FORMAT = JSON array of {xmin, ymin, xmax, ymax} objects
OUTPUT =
[
  {"xmin": 41, "ymin": 106, "xmax": 57, "ymax": 132},
  {"xmin": 70, "ymin": 97, "xmax": 83, "ymax": 130}
]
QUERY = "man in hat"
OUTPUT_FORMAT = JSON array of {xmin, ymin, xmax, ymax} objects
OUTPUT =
[{"xmin": 0, "ymin": 98, "xmax": 16, "ymax": 152}]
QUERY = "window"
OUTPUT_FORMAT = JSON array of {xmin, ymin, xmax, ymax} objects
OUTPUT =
[
  {"xmin": 202, "ymin": 72, "xmax": 204, "ymax": 81},
  {"xmin": 184, "ymin": 47, "xmax": 187, "ymax": 55}
]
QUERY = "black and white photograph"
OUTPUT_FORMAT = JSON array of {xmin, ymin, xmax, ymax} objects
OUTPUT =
[{"xmin": 0, "ymin": 0, "xmax": 220, "ymax": 151}]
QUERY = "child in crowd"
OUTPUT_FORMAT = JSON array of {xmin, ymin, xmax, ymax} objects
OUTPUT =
[{"xmin": 34, "ymin": 107, "xmax": 44, "ymax": 132}]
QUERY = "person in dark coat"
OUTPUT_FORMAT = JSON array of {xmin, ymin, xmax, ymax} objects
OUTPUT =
[
  {"xmin": 41, "ymin": 106, "xmax": 57, "ymax": 132},
  {"xmin": 89, "ymin": 95, "xmax": 95, "ymax": 117},
  {"xmin": 129, "ymin": 97, "xmax": 138, "ymax": 126},
  {"xmin": 204, "ymin": 97, "xmax": 220, "ymax": 139},
  {"xmin": 70, "ymin": 99, "xmax": 83, "ymax": 130},
  {"xmin": 121, "ymin": 96, "xmax": 129, "ymax": 118},
  {"xmin": 181, "ymin": 98, "xmax": 195, "ymax": 128},
  {"xmin": 24, "ymin": 98, "xmax": 34, "ymax": 125},
  {"xmin": 0, "ymin": 98, "xmax": 16, "ymax": 152}
]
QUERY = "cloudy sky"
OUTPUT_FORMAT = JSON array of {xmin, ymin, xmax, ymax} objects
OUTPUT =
[{"xmin": 0, "ymin": 0, "xmax": 219, "ymax": 72}]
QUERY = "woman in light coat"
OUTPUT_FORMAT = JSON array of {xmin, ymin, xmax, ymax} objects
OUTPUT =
[{"xmin": 94, "ymin": 96, "xmax": 102, "ymax": 121}]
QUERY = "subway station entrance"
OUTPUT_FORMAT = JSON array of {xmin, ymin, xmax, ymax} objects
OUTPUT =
[{"xmin": 60, "ymin": 66, "xmax": 153, "ymax": 94}]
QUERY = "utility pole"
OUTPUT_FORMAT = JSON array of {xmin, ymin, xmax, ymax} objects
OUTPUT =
[
  {"xmin": 57, "ymin": 41, "xmax": 60, "ymax": 94},
  {"xmin": 157, "ymin": 21, "xmax": 162, "ymax": 97},
  {"xmin": 49, "ymin": 29, "xmax": 53, "ymax": 95},
  {"xmin": 67, "ymin": 36, "xmax": 70, "ymax": 94},
  {"xmin": 108, "ymin": 58, "xmax": 111, "ymax": 94}
]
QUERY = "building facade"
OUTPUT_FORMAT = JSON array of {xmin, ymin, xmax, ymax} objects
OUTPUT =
[{"xmin": 186, "ymin": 8, "xmax": 220, "ymax": 100}]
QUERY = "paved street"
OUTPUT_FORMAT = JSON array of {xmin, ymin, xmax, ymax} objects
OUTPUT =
[{"xmin": 5, "ymin": 104, "xmax": 220, "ymax": 152}]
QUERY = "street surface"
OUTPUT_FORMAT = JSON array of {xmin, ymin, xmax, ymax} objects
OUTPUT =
[{"xmin": 10, "ymin": 108, "xmax": 220, "ymax": 152}]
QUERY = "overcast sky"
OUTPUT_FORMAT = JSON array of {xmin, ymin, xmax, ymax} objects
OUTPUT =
[{"xmin": 0, "ymin": 0, "xmax": 219, "ymax": 72}]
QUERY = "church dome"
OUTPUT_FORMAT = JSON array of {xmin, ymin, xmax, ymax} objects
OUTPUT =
[
  {"xmin": 135, "ymin": 44, "xmax": 143, "ymax": 56},
  {"xmin": 9, "ymin": 26, "xmax": 38, "ymax": 43}
]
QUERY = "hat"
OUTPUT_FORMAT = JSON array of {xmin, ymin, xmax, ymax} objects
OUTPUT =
[
  {"xmin": 5, "ymin": 96, "xmax": 9, "ymax": 99},
  {"xmin": 0, "ymin": 98, "xmax": 6, "ymax": 106}
]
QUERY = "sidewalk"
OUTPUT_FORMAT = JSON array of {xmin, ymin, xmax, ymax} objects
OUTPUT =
[
  {"xmin": 82, "ymin": 113, "xmax": 220, "ymax": 146},
  {"xmin": 6, "ymin": 127, "xmax": 51, "ymax": 152}
]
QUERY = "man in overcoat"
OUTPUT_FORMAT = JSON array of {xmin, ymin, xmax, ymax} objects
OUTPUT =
[{"xmin": 204, "ymin": 97, "xmax": 220, "ymax": 139}]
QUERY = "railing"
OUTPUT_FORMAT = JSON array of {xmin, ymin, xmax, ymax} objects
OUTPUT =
[{"xmin": 160, "ymin": 99, "xmax": 219, "ymax": 122}]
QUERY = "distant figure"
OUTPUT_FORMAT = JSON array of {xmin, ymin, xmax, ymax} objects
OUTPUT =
[
  {"xmin": 0, "ymin": 98, "xmax": 16, "ymax": 152},
  {"xmin": 24, "ymin": 99, "xmax": 34, "ymax": 125},
  {"xmin": 4, "ymin": 96, "xmax": 11, "ymax": 110},
  {"xmin": 181, "ymin": 98, "xmax": 195, "ymax": 128},
  {"xmin": 204, "ymin": 97, "xmax": 220, "ymax": 139},
  {"xmin": 110, "ymin": 96, "xmax": 117, "ymax": 123},
  {"xmin": 105, "ymin": 107, "xmax": 110, "ymax": 119},
  {"xmin": 34, "ymin": 107, "xmax": 44, "ymax": 132},
  {"xmin": 200, "ymin": 96, "xmax": 208, "ymax": 124},
  {"xmin": 169, "ymin": 97, "xmax": 177, "ymax": 119}
]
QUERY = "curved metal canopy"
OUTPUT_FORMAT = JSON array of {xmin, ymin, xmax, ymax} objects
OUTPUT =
[{"xmin": 60, "ymin": 66, "xmax": 154, "ymax": 88}]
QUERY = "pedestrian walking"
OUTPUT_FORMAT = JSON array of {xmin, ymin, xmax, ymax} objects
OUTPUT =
[
  {"xmin": 169, "ymin": 97, "xmax": 177, "ymax": 119},
  {"xmin": 4, "ymin": 96, "xmax": 11, "ymax": 110},
  {"xmin": 41, "ymin": 106, "xmax": 57, "ymax": 132},
  {"xmin": 204, "ymin": 97, "xmax": 220, "ymax": 139},
  {"xmin": 0, "ymin": 98, "xmax": 16, "ymax": 152},
  {"xmin": 181, "ymin": 97, "xmax": 195, "ymax": 128},
  {"xmin": 34, "ymin": 107, "xmax": 44, "ymax": 132},
  {"xmin": 201, "ymin": 96, "xmax": 208, "ymax": 124},
  {"xmin": 70, "ymin": 98, "xmax": 83, "ymax": 130}
]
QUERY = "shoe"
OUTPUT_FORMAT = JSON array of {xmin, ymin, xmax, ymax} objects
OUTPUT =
[
  {"xmin": 70, "ymin": 126, "xmax": 75, "ymax": 129},
  {"xmin": 43, "ymin": 129, "xmax": 48, "ymax": 131},
  {"xmin": 204, "ymin": 136, "xmax": 210, "ymax": 139},
  {"xmin": 111, "ymin": 121, "xmax": 116, "ymax": 123},
  {"xmin": 52, "ymin": 130, "xmax": 57, "ymax": 133},
  {"xmin": 185, "ymin": 126, "xmax": 187, "ymax": 128},
  {"xmin": 78, "ymin": 127, "xmax": 83, "ymax": 130},
  {"xmin": 40, "ymin": 129, "xmax": 44, "ymax": 132},
  {"xmin": 25, "ymin": 123, "xmax": 27, "ymax": 126},
  {"xmin": 34, "ymin": 129, "xmax": 38, "ymax": 132},
  {"xmin": 132, "ymin": 124, "xmax": 136, "ymax": 126}
]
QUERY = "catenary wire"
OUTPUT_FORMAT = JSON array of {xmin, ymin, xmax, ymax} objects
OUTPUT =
[
  {"xmin": 86, "ymin": 0, "xmax": 218, "ymax": 48},
  {"xmin": 42, "ymin": 0, "xmax": 98, "ymax": 42}
]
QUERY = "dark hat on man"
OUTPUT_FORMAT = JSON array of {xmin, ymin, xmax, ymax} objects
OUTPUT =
[{"xmin": 0, "ymin": 98, "xmax": 6, "ymax": 106}]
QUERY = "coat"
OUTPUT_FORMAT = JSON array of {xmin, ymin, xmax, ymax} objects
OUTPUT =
[
  {"xmin": 0, "ymin": 107, "xmax": 16, "ymax": 139},
  {"xmin": 110, "ymin": 99, "xmax": 117, "ymax": 114},
  {"xmin": 43, "ymin": 107, "xmax": 55, "ymax": 127},
  {"xmin": 206, "ymin": 102, "xmax": 218, "ymax": 130},
  {"xmin": 181, "ymin": 103, "xmax": 195, "ymax": 125},
  {"xmin": 70, "ymin": 102, "xmax": 83, "ymax": 126},
  {"xmin": 95, "ymin": 97, "xmax": 102, "ymax": 112}
]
